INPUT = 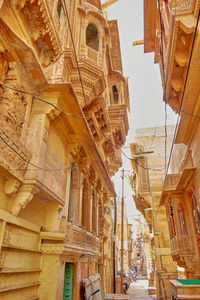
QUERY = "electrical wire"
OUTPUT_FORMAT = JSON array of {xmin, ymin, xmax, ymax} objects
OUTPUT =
[
  {"xmin": 0, "ymin": 83, "xmax": 165, "ymax": 173},
  {"xmin": 170, "ymin": 105, "xmax": 200, "ymax": 119},
  {"xmin": 136, "ymin": 161, "xmax": 165, "ymax": 172},
  {"xmin": 0, "ymin": 83, "xmax": 87, "ymax": 120},
  {"xmin": 156, "ymin": 7, "xmax": 200, "ymax": 220}
]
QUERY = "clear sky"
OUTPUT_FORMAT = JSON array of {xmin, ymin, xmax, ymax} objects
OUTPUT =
[{"xmin": 104, "ymin": 0, "xmax": 177, "ymax": 234}]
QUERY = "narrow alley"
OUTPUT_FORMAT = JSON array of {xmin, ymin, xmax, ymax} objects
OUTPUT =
[
  {"xmin": 1, "ymin": 0, "xmax": 200, "ymax": 299},
  {"xmin": 127, "ymin": 280, "xmax": 156, "ymax": 300}
]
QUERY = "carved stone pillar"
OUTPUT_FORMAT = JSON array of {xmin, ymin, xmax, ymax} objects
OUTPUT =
[
  {"xmin": 82, "ymin": 178, "xmax": 92, "ymax": 232},
  {"xmin": 80, "ymin": 19, "xmax": 87, "ymax": 56},
  {"xmin": 98, "ymin": 31, "xmax": 104, "ymax": 66},
  {"xmin": 92, "ymin": 183, "xmax": 98, "ymax": 235},
  {"xmin": 68, "ymin": 162, "xmax": 81, "ymax": 226}
]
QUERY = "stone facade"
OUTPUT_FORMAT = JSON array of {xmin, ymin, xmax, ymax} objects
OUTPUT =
[
  {"xmin": 130, "ymin": 126, "xmax": 178, "ymax": 299},
  {"xmin": 0, "ymin": 0, "xmax": 129, "ymax": 299},
  {"xmin": 143, "ymin": 0, "xmax": 200, "ymax": 293}
]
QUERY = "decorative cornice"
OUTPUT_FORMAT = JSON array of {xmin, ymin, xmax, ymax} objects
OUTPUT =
[{"xmin": 41, "ymin": 244, "xmax": 64, "ymax": 254}]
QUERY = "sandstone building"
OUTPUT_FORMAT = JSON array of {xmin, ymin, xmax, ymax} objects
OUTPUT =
[
  {"xmin": 130, "ymin": 126, "xmax": 177, "ymax": 299},
  {"xmin": 144, "ymin": 0, "xmax": 200, "ymax": 298},
  {"xmin": 0, "ymin": 0, "xmax": 129, "ymax": 299}
]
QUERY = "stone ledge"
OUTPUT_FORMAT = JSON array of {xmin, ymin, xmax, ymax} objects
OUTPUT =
[{"xmin": 105, "ymin": 294, "xmax": 130, "ymax": 300}]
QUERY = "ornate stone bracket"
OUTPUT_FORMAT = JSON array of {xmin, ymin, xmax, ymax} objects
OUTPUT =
[
  {"xmin": 11, "ymin": 183, "xmax": 39, "ymax": 216},
  {"xmin": 4, "ymin": 178, "xmax": 21, "ymax": 195}
]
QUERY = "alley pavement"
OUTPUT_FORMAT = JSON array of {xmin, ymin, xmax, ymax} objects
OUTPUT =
[{"xmin": 127, "ymin": 279, "xmax": 156, "ymax": 300}]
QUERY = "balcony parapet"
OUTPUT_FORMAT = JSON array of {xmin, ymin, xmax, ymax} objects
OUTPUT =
[
  {"xmin": 65, "ymin": 222, "xmax": 100, "ymax": 251},
  {"xmin": 171, "ymin": 235, "xmax": 195, "ymax": 256}
]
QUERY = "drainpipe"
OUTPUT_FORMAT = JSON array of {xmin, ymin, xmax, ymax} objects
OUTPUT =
[{"xmin": 113, "ymin": 197, "xmax": 117, "ymax": 293}]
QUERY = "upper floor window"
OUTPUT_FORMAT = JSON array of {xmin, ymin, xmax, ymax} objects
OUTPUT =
[
  {"xmin": 112, "ymin": 85, "xmax": 119, "ymax": 103},
  {"xmin": 86, "ymin": 23, "xmax": 99, "ymax": 51},
  {"xmin": 57, "ymin": 0, "xmax": 62, "ymax": 18}
]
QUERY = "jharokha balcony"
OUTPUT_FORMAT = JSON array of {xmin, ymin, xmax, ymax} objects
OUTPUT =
[
  {"xmin": 171, "ymin": 235, "xmax": 195, "ymax": 257},
  {"xmin": 64, "ymin": 222, "xmax": 100, "ymax": 252}
]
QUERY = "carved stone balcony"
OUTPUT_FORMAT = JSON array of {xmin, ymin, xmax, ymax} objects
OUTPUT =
[
  {"xmin": 12, "ymin": 0, "xmax": 62, "ymax": 67},
  {"xmin": 86, "ymin": 47, "xmax": 99, "ymax": 64},
  {"xmin": 65, "ymin": 222, "xmax": 100, "ymax": 251},
  {"xmin": 64, "ymin": 49, "xmax": 106, "ymax": 107},
  {"xmin": 162, "ymin": 10, "xmax": 197, "ymax": 112},
  {"xmin": 133, "ymin": 194, "xmax": 151, "ymax": 215},
  {"xmin": 171, "ymin": 235, "xmax": 195, "ymax": 257},
  {"xmin": 164, "ymin": 174, "xmax": 180, "ymax": 191},
  {"xmin": 108, "ymin": 105, "xmax": 129, "ymax": 147}
]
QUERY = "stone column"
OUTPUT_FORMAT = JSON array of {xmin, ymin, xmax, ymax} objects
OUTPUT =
[
  {"xmin": 40, "ymin": 232, "xmax": 65, "ymax": 300},
  {"xmin": 73, "ymin": 261, "xmax": 81, "ymax": 300},
  {"xmin": 92, "ymin": 185, "xmax": 98, "ymax": 235},
  {"xmin": 82, "ymin": 178, "xmax": 92, "ymax": 232},
  {"xmin": 68, "ymin": 163, "xmax": 81, "ymax": 225}
]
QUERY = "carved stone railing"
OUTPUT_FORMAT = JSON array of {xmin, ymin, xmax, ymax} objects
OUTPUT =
[
  {"xmin": 169, "ymin": 0, "xmax": 193, "ymax": 12},
  {"xmin": 87, "ymin": 47, "xmax": 98, "ymax": 64},
  {"xmin": 164, "ymin": 174, "xmax": 180, "ymax": 191},
  {"xmin": 171, "ymin": 235, "xmax": 195, "ymax": 256},
  {"xmin": 65, "ymin": 222, "xmax": 100, "ymax": 251}
]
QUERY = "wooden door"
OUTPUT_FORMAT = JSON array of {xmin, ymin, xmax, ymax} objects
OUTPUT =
[{"xmin": 63, "ymin": 263, "xmax": 74, "ymax": 300}]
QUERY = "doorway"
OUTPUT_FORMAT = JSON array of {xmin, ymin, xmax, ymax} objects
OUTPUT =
[{"xmin": 63, "ymin": 263, "xmax": 74, "ymax": 300}]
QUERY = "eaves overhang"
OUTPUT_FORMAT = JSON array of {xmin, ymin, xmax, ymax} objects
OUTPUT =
[
  {"xmin": 144, "ymin": 0, "xmax": 157, "ymax": 53},
  {"xmin": 161, "ymin": 167, "xmax": 195, "ymax": 205}
]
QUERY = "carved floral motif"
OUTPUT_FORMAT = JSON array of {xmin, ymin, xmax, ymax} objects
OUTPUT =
[
  {"xmin": 0, "ymin": 128, "xmax": 31, "ymax": 181},
  {"xmin": 14, "ymin": 0, "xmax": 60, "ymax": 67},
  {"xmin": 169, "ymin": 0, "xmax": 192, "ymax": 10},
  {"xmin": 0, "ymin": 62, "xmax": 28, "ymax": 138},
  {"xmin": 176, "ymin": 0, "xmax": 192, "ymax": 10}
]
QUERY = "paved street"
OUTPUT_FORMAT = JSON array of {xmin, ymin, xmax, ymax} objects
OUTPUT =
[{"xmin": 127, "ymin": 279, "xmax": 156, "ymax": 300}]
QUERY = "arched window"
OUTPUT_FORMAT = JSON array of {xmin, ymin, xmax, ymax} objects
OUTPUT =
[
  {"xmin": 112, "ymin": 85, "xmax": 119, "ymax": 103},
  {"xmin": 86, "ymin": 23, "xmax": 99, "ymax": 51},
  {"xmin": 57, "ymin": 0, "xmax": 62, "ymax": 18},
  {"xmin": 178, "ymin": 203, "xmax": 187, "ymax": 235}
]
